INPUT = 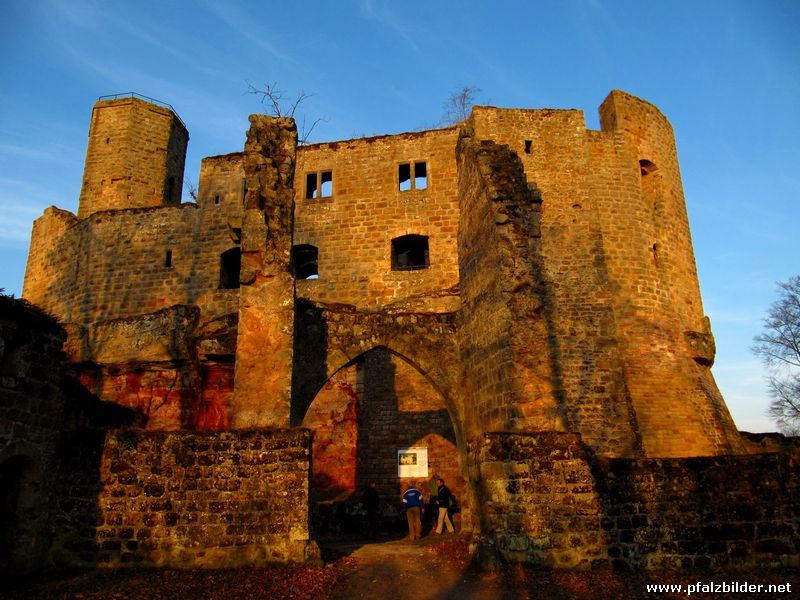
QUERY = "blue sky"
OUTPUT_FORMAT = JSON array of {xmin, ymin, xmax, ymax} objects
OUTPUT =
[{"xmin": 1, "ymin": 0, "xmax": 798, "ymax": 432}]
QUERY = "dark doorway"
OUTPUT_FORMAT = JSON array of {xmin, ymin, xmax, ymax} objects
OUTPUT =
[{"xmin": 0, "ymin": 455, "xmax": 41, "ymax": 572}]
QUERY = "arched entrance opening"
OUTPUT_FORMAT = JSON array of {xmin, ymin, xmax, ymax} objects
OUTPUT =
[
  {"xmin": 0, "ymin": 454, "xmax": 42, "ymax": 572},
  {"xmin": 300, "ymin": 346, "xmax": 465, "ymax": 539}
]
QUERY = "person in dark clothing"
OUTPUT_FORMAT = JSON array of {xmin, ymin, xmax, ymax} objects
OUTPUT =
[
  {"xmin": 425, "ymin": 473, "xmax": 439, "ymax": 529},
  {"xmin": 435, "ymin": 478, "xmax": 455, "ymax": 534},
  {"xmin": 401, "ymin": 484, "xmax": 425, "ymax": 541},
  {"xmin": 362, "ymin": 481, "xmax": 381, "ymax": 540}
]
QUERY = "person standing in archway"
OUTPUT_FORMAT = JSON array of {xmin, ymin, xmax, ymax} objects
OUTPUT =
[
  {"xmin": 362, "ymin": 481, "xmax": 381, "ymax": 540},
  {"xmin": 435, "ymin": 478, "xmax": 455, "ymax": 535},
  {"xmin": 401, "ymin": 484, "xmax": 425, "ymax": 541},
  {"xmin": 425, "ymin": 472, "xmax": 439, "ymax": 531}
]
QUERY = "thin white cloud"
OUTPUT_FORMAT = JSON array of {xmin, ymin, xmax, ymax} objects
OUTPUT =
[
  {"xmin": 0, "ymin": 141, "xmax": 78, "ymax": 164},
  {"xmin": 0, "ymin": 186, "xmax": 51, "ymax": 245},
  {"xmin": 199, "ymin": 0, "xmax": 295, "ymax": 63},
  {"xmin": 356, "ymin": 0, "xmax": 419, "ymax": 53}
]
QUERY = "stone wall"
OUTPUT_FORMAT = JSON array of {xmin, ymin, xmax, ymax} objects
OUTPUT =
[
  {"xmin": 468, "ymin": 107, "xmax": 636, "ymax": 456},
  {"xmin": 294, "ymin": 128, "xmax": 460, "ymax": 310},
  {"xmin": 475, "ymin": 432, "xmax": 607, "ymax": 569},
  {"xmin": 231, "ymin": 115, "xmax": 297, "ymax": 428},
  {"xmin": 0, "ymin": 297, "xmax": 67, "ymax": 572},
  {"xmin": 78, "ymin": 97, "xmax": 188, "ymax": 218},
  {"xmin": 475, "ymin": 432, "xmax": 800, "ymax": 570},
  {"xmin": 596, "ymin": 447, "xmax": 800, "ymax": 570},
  {"xmin": 62, "ymin": 305, "xmax": 236, "ymax": 431},
  {"xmin": 23, "ymin": 203, "xmax": 241, "ymax": 328},
  {"xmin": 456, "ymin": 130, "xmax": 563, "ymax": 437},
  {"xmin": 51, "ymin": 429, "xmax": 315, "ymax": 568}
]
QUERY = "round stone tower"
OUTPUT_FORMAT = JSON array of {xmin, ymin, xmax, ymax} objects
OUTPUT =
[{"xmin": 77, "ymin": 94, "xmax": 189, "ymax": 218}]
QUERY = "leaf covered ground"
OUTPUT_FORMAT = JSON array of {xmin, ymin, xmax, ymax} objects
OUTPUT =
[{"xmin": 4, "ymin": 537, "xmax": 798, "ymax": 599}]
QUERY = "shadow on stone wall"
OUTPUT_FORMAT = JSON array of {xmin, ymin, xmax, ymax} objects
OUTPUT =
[
  {"xmin": 473, "ymin": 431, "xmax": 800, "ymax": 571},
  {"xmin": 291, "ymin": 299, "xmax": 329, "ymax": 427}
]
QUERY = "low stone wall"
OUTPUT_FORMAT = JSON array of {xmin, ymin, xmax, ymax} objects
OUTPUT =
[
  {"xmin": 596, "ymin": 447, "xmax": 800, "ymax": 570},
  {"xmin": 475, "ymin": 432, "xmax": 608, "ymax": 569},
  {"xmin": 476, "ymin": 432, "xmax": 800, "ymax": 570},
  {"xmin": 0, "ymin": 297, "xmax": 67, "ymax": 572},
  {"xmin": 51, "ymin": 429, "xmax": 315, "ymax": 568}
]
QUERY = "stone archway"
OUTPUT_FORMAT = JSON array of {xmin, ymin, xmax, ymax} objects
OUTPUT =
[{"xmin": 300, "ymin": 346, "xmax": 466, "ymax": 537}]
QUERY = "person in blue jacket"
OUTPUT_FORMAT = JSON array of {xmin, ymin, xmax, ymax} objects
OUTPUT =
[{"xmin": 401, "ymin": 484, "xmax": 425, "ymax": 540}]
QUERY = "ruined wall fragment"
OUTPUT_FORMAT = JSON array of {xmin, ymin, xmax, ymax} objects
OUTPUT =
[
  {"xmin": 232, "ymin": 116, "xmax": 297, "ymax": 428},
  {"xmin": 456, "ymin": 129, "xmax": 562, "ymax": 436}
]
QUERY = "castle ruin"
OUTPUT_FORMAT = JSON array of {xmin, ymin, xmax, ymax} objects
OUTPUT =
[{"xmin": 2, "ymin": 91, "xmax": 797, "ymax": 572}]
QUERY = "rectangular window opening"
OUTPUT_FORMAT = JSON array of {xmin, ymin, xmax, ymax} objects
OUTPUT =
[
  {"xmin": 305, "ymin": 173, "xmax": 318, "ymax": 199},
  {"xmin": 320, "ymin": 171, "xmax": 333, "ymax": 197},
  {"xmin": 214, "ymin": 195, "xmax": 220, "ymax": 205},
  {"xmin": 305, "ymin": 171, "xmax": 333, "ymax": 199},
  {"xmin": 524, "ymin": 140, "xmax": 532, "ymax": 154},
  {"xmin": 399, "ymin": 161, "xmax": 427, "ymax": 191},
  {"xmin": 165, "ymin": 250, "xmax": 173, "ymax": 268},
  {"xmin": 414, "ymin": 161, "xmax": 427, "ymax": 190},
  {"xmin": 398, "ymin": 163, "xmax": 412, "ymax": 191}
]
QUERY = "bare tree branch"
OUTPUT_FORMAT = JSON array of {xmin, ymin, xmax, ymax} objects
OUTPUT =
[
  {"xmin": 752, "ymin": 275, "xmax": 800, "ymax": 434},
  {"xmin": 440, "ymin": 85, "xmax": 481, "ymax": 126},
  {"xmin": 246, "ymin": 81, "xmax": 326, "ymax": 144},
  {"xmin": 184, "ymin": 177, "xmax": 198, "ymax": 202}
]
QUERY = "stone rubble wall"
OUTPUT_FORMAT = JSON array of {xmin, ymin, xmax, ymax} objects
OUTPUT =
[
  {"xmin": 51, "ymin": 429, "xmax": 315, "ymax": 568},
  {"xmin": 0, "ymin": 297, "xmax": 67, "ymax": 572},
  {"xmin": 231, "ymin": 116, "xmax": 297, "ymax": 428},
  {"xmin": 476, "ymin": 432, "xmax": 800, "ymax": 570}
]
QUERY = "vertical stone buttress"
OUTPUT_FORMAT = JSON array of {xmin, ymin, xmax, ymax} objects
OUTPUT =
[
  {"xmin": 595, "ymin": 91, "xmax": 743, "ymax": 456},
  {"xmin": 231, "ymin": 116, "xmax": 298, "ymax": 428},
  {"xmin": 78, "ymin": 96, "xmax": 188, "ymax": 218},
  {"xmin": 456, "ymin": 127, "xmax": 563, "ymax": 439}
]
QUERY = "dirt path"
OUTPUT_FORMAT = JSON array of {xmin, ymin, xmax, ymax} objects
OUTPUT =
[{"xmin": 325, "ymin": 534, "xmax": 504, "ymax": 600}]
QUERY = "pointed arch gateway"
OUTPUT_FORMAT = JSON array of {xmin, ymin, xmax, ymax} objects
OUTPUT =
[{"xmin": 299, "ymin": 345, "xmax": 467, "ymax": 531}]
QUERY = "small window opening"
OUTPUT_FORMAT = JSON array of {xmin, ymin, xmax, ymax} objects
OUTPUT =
[
  {"xmin": 214, "ymin": 195, "xmax": 220, "ymax": 205},
  {"xmin": 399, "ymin": 163, "xmax": 412, "ymax": 191},
  {"xmin": 639, "ymin": 159, "xmax": 657, "ymax": 176},
  {"xmin": 105, "ymin": 137, "xmax": 110, "ymax": 144},
  {"xmin": 219, "ymin": 248, "xmax": 241, "ymax": 289},
  {"xmin": 398, "ymin": 161, "xmax": 428, "ymax": 191},
  {"xmin": 391, "ymin": 234, "xmax": 429, "ymax": 270},
  {"xmin": 320, "ymin": 171, "xmax": 333, "ymax": 197},
  {"xmin": 291, "ymin": 244, "xmax": 319, "ymax": 279},
  {"xmin": 305, "ymin": 173, "xmax": 318, "ymax": 199},
  {"xmin": 165, "ymin": 250, "xmax": 173, "ymax": 268},
  {"xmin": 414, "ymin": 162, "xmax": 427, "ymax": 190},
  {"xmin": 524, "ymin": 140, "xmax": 532, "ymax": 154},
  {"xmin": 305, "ymin": 171, "xmax": 333, "ymax": 199}
]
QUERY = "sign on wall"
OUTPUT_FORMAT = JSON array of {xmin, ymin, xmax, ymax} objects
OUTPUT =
[{"xmin": 397, "ymin": 447, "xmax": 428, "ymax": 478}]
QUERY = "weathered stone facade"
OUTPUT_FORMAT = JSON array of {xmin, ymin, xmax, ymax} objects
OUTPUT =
[
  {"xmin": 476, "ymin": 432, "xmax": 800, "ymax": 570},
  {"xmin": 51, "ymin": 429, "xmax": 315, "ymax": 568},
  {"xmin": 11, "ymin": 90, "xmax": 798, "ymax": 571}
]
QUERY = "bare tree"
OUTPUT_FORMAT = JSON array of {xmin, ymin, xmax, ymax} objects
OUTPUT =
[
  {"xmin": 184, "ymin": 177, "xmax": 198, "ymax": 202},
  {"xmin": 752, "ymin": 275, "xmax": 800, "ymax": 435},
  {"xmin": 440, "ymin": 85, "xmax": 481, "ymax": 125},
  {"xmin": 246, "ymin": 81, "xmax": 324, "ymax": 145}
]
